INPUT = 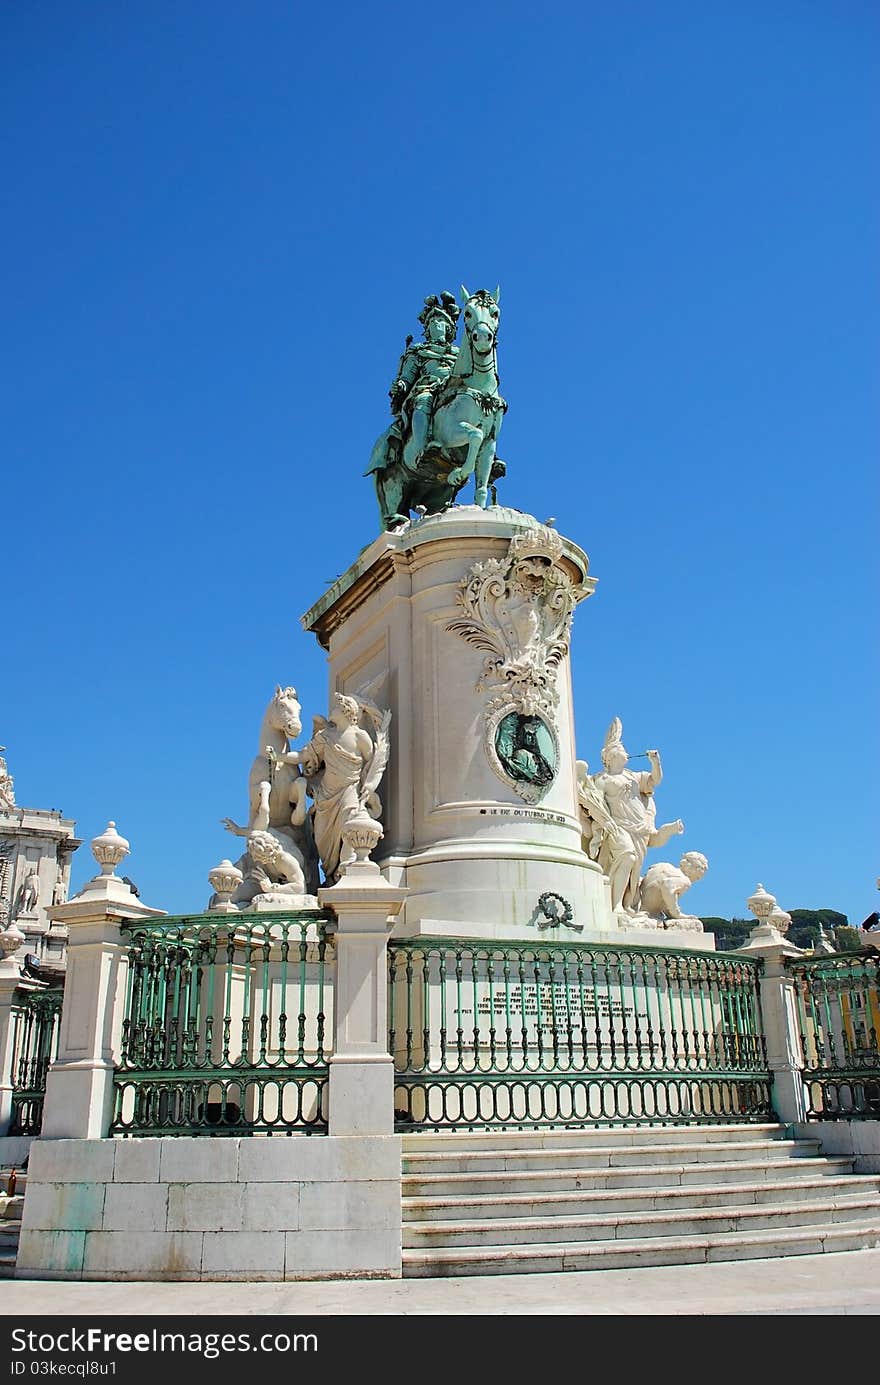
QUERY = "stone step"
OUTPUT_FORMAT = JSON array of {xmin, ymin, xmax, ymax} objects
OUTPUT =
[
  {"xmin": 0, "ymin": 1219, "xmax": 21, "ymax": 1279},
  {"xmin": 400, "ymin": 1122, "xmax": 787, "ymax": 1152},
  {"xmin": 401, "ymin": 1137, "xmax": 820, "ymax": 1175},
  {"xmin": 402, "ymin": 1172, "xmax": 880, "ymax": 1222},
  {"xmin": 0, "ymin": 1195, "xmax": 24, "ymax": 1221},
  {"xmin": 401, "ymin": 1219, "xmax": 880, "ymax": 1277},
  {"xmin": 402, "ymin": 1154, "xmax": 855, "ymax": 1198},
  {"xmin": 402, "ymin": 1193, "xmax": 880, "ymax": 1248}
]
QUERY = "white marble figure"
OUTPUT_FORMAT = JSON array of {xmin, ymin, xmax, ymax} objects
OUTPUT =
[
  {"xmin": 51, "ymin": 875, "xmax": 67, "ymax": 906},
  {"xmin": 576, "ymin": 759, "xmax": 618, "ymax": 860},
  {"xmin": 221, "ymin": 684, "xmax": 318, "ymax": 895},
  {"xmin": 247, "ymin": 829, "xmax": 306, "ymax": 896},
  {"xmin": 294, "ymin": 693, "xmax": 390, "ymax": 884},
  {"xmin": 578, "ymin": 719, "xmax": 683, "ymax": 915},
  {"xmin": 0, "ymin": 749, "xmax": 15, "ymax": 812},
  {"xmin": 0, "ymin": 843, "xmax": 14, "ymax": 921},
  {"xmin": 223, "ymin": 780, "xmax": 309, "ymax": 906},
  {"xmin": 13, "ymin": 870, "xmax": 40, "ymax": 919},
  {"xmin": 640, "ymin": 852, "xmax": 708, "ymax": 925}
]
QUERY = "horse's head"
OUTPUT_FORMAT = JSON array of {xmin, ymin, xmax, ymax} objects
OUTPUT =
[
  {"xmin": 270, "ymin": 684, "xmax": 302, "ymax": 739},
  {"xmin": 459, "ymin": 285, "xmax": 500, "ymax": 366}
]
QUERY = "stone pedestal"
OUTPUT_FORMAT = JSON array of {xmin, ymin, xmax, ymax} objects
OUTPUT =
[
  {"xmin": 303, "ymin": 506, "xmax": 615, "ymax": 939},
  {"xmin": 250, "ymin": 891, "xmax": 318, "ymax": 911},
  {"xmin": 319, "ymin": 862, "xmax": 405, "ymax": 1136},
  {"xmin": 40, "ymin": 871, "xmax": 164, "ymax": 1140},
  {"xmin": 738, "ymin": 933, "xmax": 807, "ymax": 1123}
]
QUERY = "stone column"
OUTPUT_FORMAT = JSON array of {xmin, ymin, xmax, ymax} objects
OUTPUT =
[
  {"xmin": 739, "ymin": 883, "xmax": 807, "ymax": 1124},
  {"xmin": 0, "ymin": 923, "xmax": 28, "ymax": 1135},
  {"xmin": 300, "ymin": 508, "xmax": 610, "ymax": 941},
  {"xmin": 40, "ymin": 823, "xmax": 164, "ymax": 1140},
  {"xmin": 319, "ymin": 823, "xmax": 405, "ymax": 1137},
  {"xmin": 0, "ymin": 978, "xmax": 19, "ymax": 1137},
  {"xmin": 0, "ymin": 977, "xmax": 25, "ymax": 1140}
]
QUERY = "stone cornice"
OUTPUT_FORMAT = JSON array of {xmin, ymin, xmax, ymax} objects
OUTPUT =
[
  {"xmin": 303, "ymin": 550, "xmax": 401, "ymax": 650},
  {"xmin": 0, "ymin": 810, "xmax": 80, "ymax": 847},
  {"xmin": 301, "ymin": 507, "xmax": 595, "ymax": 650}
]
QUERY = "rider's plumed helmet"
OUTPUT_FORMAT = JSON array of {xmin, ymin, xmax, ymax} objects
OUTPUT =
[{"xmin": 418, "ymin": 291, "xmax": 460, "ymax": 342}]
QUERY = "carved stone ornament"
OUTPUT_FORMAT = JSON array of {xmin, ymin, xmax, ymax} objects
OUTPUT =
[
  {"xmin": 447, "ymin": 524, "xmax": 575, "ymax": 799},
  {"xmin": 91, "ymin": 821, "xmax": 130, "ymax": 876},
  {"xmin": 0, "ymin": 920, "xmax": 25, "ymax": 961},
  {"xmin": 0, "ymin": 748, "xmax": 15, "ymax": 812},
  {"xmin": 341, "ymin": 811, "xmax": 384, "ymax": 863},
  {"xmin": 208, "ymin": 859, "xmax": 243, "ymax": 914}
]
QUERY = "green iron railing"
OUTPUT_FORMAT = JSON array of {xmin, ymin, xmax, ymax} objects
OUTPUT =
[
  {"xmin": 9, "ymin": 986, "xmax": 64, "ymax": 1135},
  {"xmin": 111, "ymin": 910, "xmax": 334, "ymax": 1136},
  {"xmin": 787, "ymin": 949, "xmax": 880, "ymax": 1119},
  {"xmin": 388, "ymin": 938, "xmax": 770, "ymax": 1129}
]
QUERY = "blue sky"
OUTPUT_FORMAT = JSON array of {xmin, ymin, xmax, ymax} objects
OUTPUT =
[{"xmin": 3, "ymin": 3, "xmax": 877, "ymax": 925}]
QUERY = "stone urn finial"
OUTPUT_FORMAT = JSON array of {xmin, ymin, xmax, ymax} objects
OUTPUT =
[
  {"xmin": 743, "ymin": 882, "xmax": 801, "ymax": 952},
  {"xmin": 208, "ymin": 859, "xmax": 243, "ymax": 913},
  {"xmin": 768, "ymin": 903, "xmax": 792, "ymax": 935},
  {"xmin": 0, "ymin": 919, "xmax": 25, "ymax": 963},
  {"xmin": 340, "ymin": 811, "xmax": 384, "ymax": 876},
  {"xmin": 747, "ymin": 883, "xmax": 776, "ymax": 922},
  {"xmin": 91, "ymin": 821, "xmax": 130, "ymax": 878}
]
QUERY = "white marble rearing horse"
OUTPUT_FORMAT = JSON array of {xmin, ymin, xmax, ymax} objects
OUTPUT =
[
  {"xmin": 221, "ymin": 684, "xmax": 319, "ymax": 899},
  {"xmin": 222, "ymin": 684, "xmax": 310, "ymax": 837}
]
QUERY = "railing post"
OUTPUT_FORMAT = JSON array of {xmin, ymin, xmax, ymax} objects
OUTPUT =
[
  {"xmin": 318, "ymin": 837, "xmax": 405, "ymax": 1137},
  {"xmin": 40, "ymin": 823, "xmax": 164, "ymax": 1140},
  {"xmin": 740, "ymin": 884, "xmax": 807, "ymax": 1124},
  {"xmin": 0, "ymin": 963, "xmax": 25, "ymax": 1137}
]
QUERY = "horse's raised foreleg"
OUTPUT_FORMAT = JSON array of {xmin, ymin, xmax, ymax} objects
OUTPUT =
[
  {"xmin": 447, "ymin": 423, "xmax": 486, "ymax": 490},
  {"xmin": 289, "ymin": 774, "xmax": 309, "ymax": 827}
]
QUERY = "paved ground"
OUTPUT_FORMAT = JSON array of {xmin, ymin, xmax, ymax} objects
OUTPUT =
[{"xmin": 2, "ymin": 1249, "xmax": 879, "ymax": 1315}]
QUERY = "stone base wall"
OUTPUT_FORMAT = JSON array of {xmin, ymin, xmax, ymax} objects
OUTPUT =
[
  {"xmin": 16, "ymin": 1135, "xmax": 402, "ymax": 1281},
  {"xmin": 797, "ymin": 1120, "xmax": 880, "ymax": 1174},
  {"xmin": 0, "ymin": 1135, "xmax": 34, "ymax": 1168}
]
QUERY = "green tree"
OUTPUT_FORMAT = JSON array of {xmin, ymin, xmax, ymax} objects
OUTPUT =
[
  {"xmin": 787, "ymin": 909, "xmax": 849, "ymax": 950},
  {"xmin": 833, "ymin": 926, "xmax": 863, "ymax": 953},
  {"xmin": 701, "ymin": 907, "xmax": 854, "ymax": 953},
  {"xmin": 701, "ymin": 917, "xmax": 753, "ymax": 951}
]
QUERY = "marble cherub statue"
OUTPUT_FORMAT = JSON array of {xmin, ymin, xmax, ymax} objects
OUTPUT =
[
  {"xmin": 366, "ymin": 287, "xmax": 506, "ymax": 528},
  {"xmin": 577, "ymin": 719, "xmax": 683, "ymax": 916},
  {"xmin": 221, "ymin": 780, "xmax": 310, "ymax": 907},
  {"xmin": 640, "ymin": 852, "xmax": 708, "ymax": 926},
  {"xmin": 295, "ymin": 692, "xmax": 390, "ymax": 884},
  {"xmin": 247, "ymin": 828, "xmax": 307, "ymax": 897}
]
